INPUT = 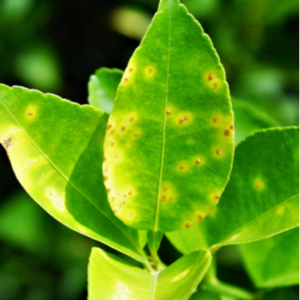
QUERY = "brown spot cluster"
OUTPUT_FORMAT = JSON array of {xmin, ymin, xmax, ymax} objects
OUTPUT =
[
  {"xmin": 3, "ymin": 137, "xmax": 13, "ymax": 148},
  {"xmin": 179, "ymin": 115, "xmax": 189, "ymax": 124}
]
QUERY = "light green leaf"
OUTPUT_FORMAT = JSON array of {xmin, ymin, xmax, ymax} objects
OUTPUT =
[
  {"xmin": 240, "ymin": 227, "xmax": 299, "ymax": 288},
  {"xmin": 0, "ymin": 84, "xmax": 147, "ymax": 263},
  {"xmin": 88, "ymin": 68, "xmax": 123, "ymax": 114},
  {"xmin": 232, "ymin": 99, "xmax": 280, "ymax": 144},
  {"xmin": 167, "ymin": 127, "xmax": 299, "ymax": 252},
  {"xmin": 103, "ymin": 0, "xmax": 234, "ymax": 232},
  {"xmin": 148, "ymin": 231, "xmax": 164, "ymax": 254},
  {"xmin": 88, "ymin": 247, "xmax": 212, "ymax": 300}
]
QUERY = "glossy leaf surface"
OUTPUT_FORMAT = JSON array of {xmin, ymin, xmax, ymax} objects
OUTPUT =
[
  {"xmin": 88, "ymin": 247, "xmax": 211, "ymax": 300},
  {"xmin": 0, "ymin": 84, "xmax": 147, "ymax": 263},
  {"xmin": 190, "ymin": 291, "xmax": 236, "ymax": 300},
  {"xmin": 88, "ymin": 68, "xmax": 123, "ymax": 114},
  {"xmin": 240, "ymin": 227, "xmax": 299, "ymax": 288},
  {"xmin": 167, "ymin": 127, "xmax": 299, "ymax": 251},
  {"xmin": 103, "ymin": 0, "xmax": 234, "ymax": 232}
]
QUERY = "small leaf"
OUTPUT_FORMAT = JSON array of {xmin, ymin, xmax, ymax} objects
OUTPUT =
[
  {"xmin": 103, "ymin": 0, "xmax": 234, "ymax": 232},
  {"xmin": 0, "ymin": 84, "xmax": 147, "ymax": 263},
  {"xmin": 167, "ymin": 127, "xmax": 299, "ymax": 252},
  {"xmin": 88, "ymin": 68, "xmax": 123, "ymax": 114},
  {"xmin": 232, "ymin": 99, "xmax": 280, "ymax": 144},
  {"xmin": 88, "ymin": 247, "xmax": 212, "ymax": 300},
  {"xmin": 239, "ymin": 227, "xmax": 299, "ymax": 288}
]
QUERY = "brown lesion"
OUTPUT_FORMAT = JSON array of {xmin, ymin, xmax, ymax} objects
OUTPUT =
[{"xmin": 3, "ymin": 137, "xmax": 13, "ymax": 149}]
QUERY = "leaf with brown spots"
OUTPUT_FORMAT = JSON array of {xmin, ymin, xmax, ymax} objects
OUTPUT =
[
  {"xmin": 103, "ymin": 0, "xmax": 234, "ymax": 232},
  {"xmin": 167, "ymin": 127, "xmax": 299, "ymax": 253}
]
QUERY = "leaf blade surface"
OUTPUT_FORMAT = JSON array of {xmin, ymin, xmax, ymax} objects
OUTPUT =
[
  {"xmin": 167, "ymin": 127, "xmax": 299, "ymax": 251},
  {"xmin": 88, "ymin": 247, "xmax": 211, "ymax": 300},
  {"xmin": 103, "ymin": 0, "xmax": 234, "ymax": 232},
  {"xmin": 0, "ymin": 84, "xmax": 147, "ymax": 263}
]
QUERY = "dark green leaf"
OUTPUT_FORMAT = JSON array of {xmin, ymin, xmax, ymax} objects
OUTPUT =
[{"xmin": 240, "ymin": 228, "xmax": 299, "ymax": 288}]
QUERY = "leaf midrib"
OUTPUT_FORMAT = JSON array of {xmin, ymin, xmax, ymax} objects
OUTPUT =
[
  {"xmin": 153, "ymin": 4, "xmax": 172, "ymax": 232},
  {"xmin": 0, "ymin": 97, "xmax": 144, "ymax": 260}
]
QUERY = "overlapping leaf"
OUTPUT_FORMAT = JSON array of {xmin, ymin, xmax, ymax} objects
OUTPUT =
[
  {"xmin": 88, "ymin": 68, "xmax": 123, "ymax": 114},
  {"xmin": 167, "ymin": 127, "xmax": 299, "ymax": 252},
  {"xmin": 240, "ymin": 227, "xmax": 299, "ymax": 288},
  {"xmin": 88, "ymin": 247, "xmax": 211, "ymax": 300},
  {"xmin": 103, "ymin": 0, "xmax": 234, "ymax": 232},
  {"xmin": 0, "ymin": 84, "xmax": 147, "ymax": 263}
]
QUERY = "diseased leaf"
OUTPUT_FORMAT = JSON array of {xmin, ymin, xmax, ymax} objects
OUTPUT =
[
  {"xmin": 103, "ymin": 0, "xmax": 234, "ymax": 232},
  {"xmin": 240, "ymin": 227, "xmax": 299, "ymax": 288},
  {"xmin": 88, "ymin": 68, "xmax": 123, "ymax": 114},
  {"xmin": 0, "ymin": 84, "xmax": 147, "ymax": 263},
  {"xmin": 88, "ymin": 247, "xmax": 211, "ymax": 300},
  {"xmin": 232, "ymin": 99, "xmax": 280, "ymax": 144},
  {"xmin": 167, "ymin": 127, "xmax": 299, "ymax": 251}
]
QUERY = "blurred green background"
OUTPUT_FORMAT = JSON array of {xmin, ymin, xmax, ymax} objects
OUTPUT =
[{"xmin": 0, "ymin": 0, "xmax": 298, "ymax": 299}]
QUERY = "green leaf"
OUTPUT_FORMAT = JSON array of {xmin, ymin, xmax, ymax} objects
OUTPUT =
[
  {"xmin": 0, "ymin": 84, "xmax": 147, "ymax": 263},
  {"xmin": 189, "ymin": 290, "xmax": 236, "ymax": 300},
  {"xmin": 88, "ymin": 68, "xmax": 123, "ymax": 114},
  {"xmin": 232, "ymin": 99, "xmax": 280, "ymax": 144},
  {"xmin": 148, "ymin": 231, "xmax": 164, "ymax": 254},
  {"xmin": 239, "ymin": 227, "xmax": 299, "ymax": 288},
  {"xmin": 88, "ymin": 247, "xmax": 212, "ymax": 300},
  {"xmin": 103, "ymin": 0, "xmax": 234, "ymax": 232},
  {"xmin": 167, "ymin": 127, "xmax": 299, "ymax": 252}
]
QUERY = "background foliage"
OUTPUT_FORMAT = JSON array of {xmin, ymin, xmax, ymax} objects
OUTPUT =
[{"xmin": 0, "ymin": 0, "xmax": 298, "ymax": 299}]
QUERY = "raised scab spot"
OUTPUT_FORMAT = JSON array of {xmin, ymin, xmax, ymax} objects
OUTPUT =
[
  {"xmin": 254, "ymin": 179, "xmax": 264, "ymax": 190},
  {"xmin": 161, "ymin": 195, "xmax": 166, "ymax": 201},
  {"xmin": 55, "ymin": 200, "xmax": 64, "ymax": 209},
  {"xmin": 121, "ymin": 127, "xmax": 125, "ymax": 131},
  {"xmin": 185, "ymin": 223, "xmax": 190, "ymax": 228},
  {"xmin": 216, "ymin": 149, "xmax": 222, "ymax": 155},
  {"xmin": 134, "ymin": 132, "xmax": 138, "ymax": 137},
  {"xmin": 208, "ymin": 75, "xmax": 214, "ymax": 80},
  {"xmin": 170, "ymin": 196, "xmax": 174, "ymax": 200},
  {"xmin": 164, "ymin": 187, "xmax": 168, "ymax": 191},
  {"xmin": 180, "ymin": 165, "xmax": 185, "ymax": 170},
  {"xmin": 111, "ymin": 197, "xmax": 115, "ymax": 202},
  {"xmin": 128, "ymin": 67, "xmax": 133, "ymax": 73},
  {"xmin": 123, "ymin": 78, "xmax": 129, "ymax": 83},
  {"xmin": 213, "ymin": 84, "xmax": 218, "ymax": 89},
  {"xmin": 47, "ymin": 190, "xmax": 54, "ymax": 197},
  {"xmin": 129, "ymin": 117, "xmax": 134, "ymax": 122},
  {"xmin": 3, "ymin": 137, "xmax": 13, "ymax": 148},
  {"xmin": 111, "ymin": 142, "xmax": 115, "ymax": 147},
  {"xmin": 28, "ymin": 111, "xmax": 33, "ymax": 116},
  {"xmin": 148, "ymin": 68, "xmax": 153, "ymax": 74},
  {"xmin": 106, "ymin": 188, "xmax": 111, "ymax": 194},
  {"xmin": 104, "ymin": 176, "xmax": 108, "ymax": 181},
  {"xmin": 277, "ymin": 206, "xmax": 284, "ymax": 214},
  {"xmin": 128, "ymin": 212, "xmax": 134, "ymax": 218},
  {"xmin": 230, "ymin": 125, "xmax": 234, "ymax": 130},
  {"xmin": 224, "ymin": 130, "xmax": 230, "ymax": 136},
  {"xmin": 166, "ymin": 109, "xmax": 171, "ymax": 114},
  {"xmin": 215, "ymin": 195, "xmax": 220, "ymax": 202},
  {"xmin": 196, "ymin": 159, "xmax": 201, "ymax": 164},
  {"xmin": 128, "ymin": 190, "xmax": 132, "ymax": 195},
  {"xmin": 213, "ymin": 117, "xmax": 218, "ymax": 123},
  {"xmin": 184, "ymin": 115, "xmax": 189, "ymax": 120},
  {"xmin": 179, "ymin": 118, "xmax": 184, "ymax": 124},
  {"xmin": 103, "ymin": 156, "xmax": 107, "ymax": 162},
  {"xmin": 113, "ymin": 209, "xmax": 118, "ymax": 214},
  {"xmin": 107, "ymin": 124, "xmax": 112, "ymax": 131},
  {"xmin": 197, "ymin": 214, "xmax": 203, "ymax": 221}
]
